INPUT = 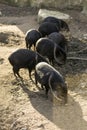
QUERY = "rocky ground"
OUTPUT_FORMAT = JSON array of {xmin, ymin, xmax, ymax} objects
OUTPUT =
[{"xmin": 0, "ymin": 3, "xmax": 87, "ymax": 130}]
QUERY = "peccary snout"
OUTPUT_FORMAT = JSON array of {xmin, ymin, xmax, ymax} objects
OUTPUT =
[
  {"xmin": 25, "ymin": 29, "xmax": 41, "ymax": 50},
  {"xmin": 35, "ymin": 62, "xmax": 68, "ymax": 103},
  {"xmin": 8, "ymin": 49, "xmax": 48, "ymax": 80}
]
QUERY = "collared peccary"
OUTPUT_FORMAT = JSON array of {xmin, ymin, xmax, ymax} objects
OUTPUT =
[
  {"xmin": 42, "ymin": 16, "xmax": 69, "ymax": 31},
  {"xmin": 35, "ymin": 62, "xmax": 68, "ymax": 103},
  {"xmin": 25, "ymin": 29, "xmax": 42, "ymax": 50},
  {"xmin": 36, "ymin": 38, "xmax": 66, "ymax": 65},
  {"xmin": 48, "ymin": 32, "xmax": 68, "ymax": 53},
  {"xmin": 38, "ymin": 22, "xmax": 59, "ymax": 37},
  {"xmin": 8, "ymin": 49, "xmax": 48, "ymax": 80}
]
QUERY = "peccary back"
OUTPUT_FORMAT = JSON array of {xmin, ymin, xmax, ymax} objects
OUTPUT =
[
  {"xmin": 8, "ymin": 49, "xmax": 47, "ymax": 79},
  {"xmin": 38, "ymin": 22, "xmax": 59, "ymax": 37},
  {"xmin": 48, "ymin": 32, "xmax": 68, "ymax": 52},
  {"xmin": 35, "ymin": 62, "xmax": 67, "ymax": 103},
  {"xmin": 42, "ymin": 16, "xmax": 69, "ymax": 31},
  {"xmin": 36, "ymin": 38, "xmax": 66, "ymax": 65},
  {"xmin": 25, "ymin": 29, "xmax": 41, "ymax": 50}
]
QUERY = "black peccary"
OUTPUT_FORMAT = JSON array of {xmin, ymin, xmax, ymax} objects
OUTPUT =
[
  {"xmin": 42, "ymin": 16, "xmax": 69, "ymax": 31},
  {"xmin": 36, "ymin": 38, "xmax": 66, "ymax": 65},
  {"xmin": 38, "ymin": 22, "xmax": 59, "ymax": 37},
  {"xmin": 25, "ymin": 29, "xmax": 42, "ymax": 50},
  {"xmin": 35, "ymin": 62, "xmax": 68, "ymax": 103},
  {"xmin": 8, "ymin": 49, "xmax": 48, "ymax": 80},
  {"xmin": 48, "ymin": 32, "xmax": 68, "ymax": 53}
]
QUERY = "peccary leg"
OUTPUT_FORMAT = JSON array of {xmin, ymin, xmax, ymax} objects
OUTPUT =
[
  {"xmin": 34, "ymin": 71, "xmax": 37, "ymax": 85},
  {"xmin": 13, "ymin": 67, "xmax": 22, "ymax": 79},
  {"xmin": 34, "ymin": 44, "xmax": 36, "ymax": 51},
  {"xmin": 26, "ymin": 41, "xmax": 29, "ymax": 49},
  {"xmin": 28, "ymin": 69, "xmax": 33, "ymax": 81},
  {"xmin": 41, "ymin": 84, "xmax": 44, "ymax": 90},
  {"xmin": 29, "ymin": 45, "xmax": 31, "ymax": 50},
  {"xmin": 29, "ymin": 44, "xmax": 32, "ymax": 50},
  {"xmin": 29, "ymin": 72, "xmax": 32, "ymax": 80},
  {"xmin": 34, "ymin": 72, "xmax": 43, "ymax": 90},
  {"xmin": 35, "ymin": 77, "xmax": 37, "ymax": 85},
  {"xmin": 45, "ymin": 86, "xmax": 49, "ymax": 98}
]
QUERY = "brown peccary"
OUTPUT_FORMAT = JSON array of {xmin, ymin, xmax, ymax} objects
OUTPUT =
[
  {"xmin": 8, "ymin": 49, "xmax": 48, "ymax": 80},
  {"xmin": 38, "ymin": 22, "xmax": 59, "ymax": 37},
  {"xmin": 35, "ymin": 62, "xmax": 68, "ymax": 103},
  {"xmin": 48, "ymin": 32, "xmax": 68, "ymax": 53},
  {"xmin": 25, "ymin": 29, "xmax": 42, "ymax": 50},
  {"xmin": 36, "ymin": 38, "xmax": 66, "ymax": 65},
  {"xmin": 42, "ymin": 16, "xmax": 69, "ymax": 32}
]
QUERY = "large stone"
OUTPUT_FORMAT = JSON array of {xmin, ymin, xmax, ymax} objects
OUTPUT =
[
  {"xmin": 0, "ymin": 25, "xmax": 24, "ymax": 44},
  {"xmin": 37, "ymin": 9, "xmax": 72, "ymax": 23}
]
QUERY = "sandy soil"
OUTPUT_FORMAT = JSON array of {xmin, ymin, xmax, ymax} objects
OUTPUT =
[{"xmin": 0, "ymin": 3, "xmax": 87, "ymax": 130}]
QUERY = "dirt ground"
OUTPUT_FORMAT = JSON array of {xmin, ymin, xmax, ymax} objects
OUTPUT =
[{"xmin": 0, "ymin": 3, "xmax": 87, "ymax": 130}]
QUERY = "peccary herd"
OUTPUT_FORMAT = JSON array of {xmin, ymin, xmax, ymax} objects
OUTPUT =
[{"xmin": 8, "ymin": 16, "xmax": 70, "ymax": 104}]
